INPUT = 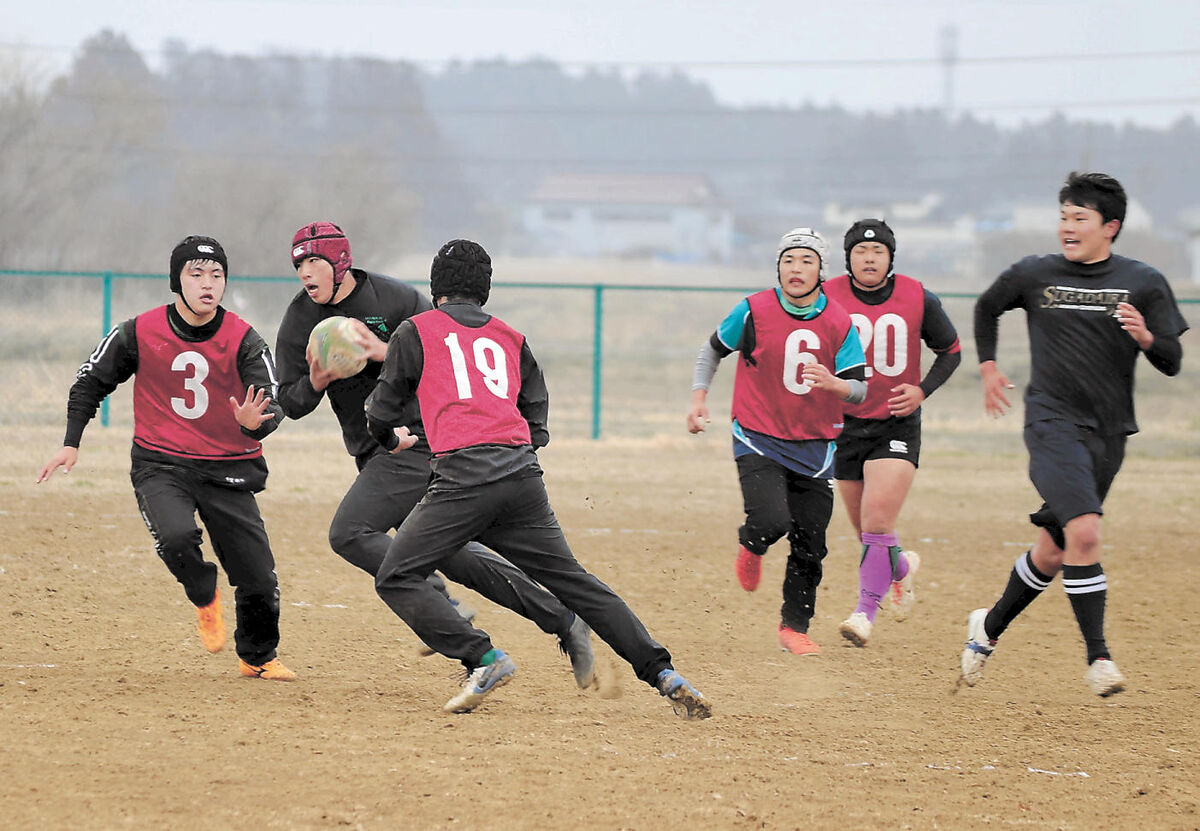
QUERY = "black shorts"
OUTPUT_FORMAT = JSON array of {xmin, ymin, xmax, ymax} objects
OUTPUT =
[
  {"xmin": 1025, "ymin": 418, "xmax": 1127, "ymax": 546},
  {"xmin": 833, "ymin": 414, "xmax": 921, "ymax": 481}
]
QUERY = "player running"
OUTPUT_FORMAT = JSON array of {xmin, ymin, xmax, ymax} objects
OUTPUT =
[
  {"xmin": 960, "ymin": 172, "xmax": 1188, "ymax": 696},
  {"xmin": 824, "ymin": 219, "xmax": 961, "ymax": 647},
  {"xmin": 687, "ymin": 228, "xmax": 867, "ymax": 656},
  {"xmin": 366, "ymin": 239, "xmax": 710, "ymax": 718},
  {"xmin": 274, "ymin": 222, "xmax": 596, "ymax": 689},
  {"xmin": 37, "ymin": 235, "xmax": 295, "ymax": 680}
]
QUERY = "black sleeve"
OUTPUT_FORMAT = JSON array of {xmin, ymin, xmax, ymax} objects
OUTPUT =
[
  {"xmin": 364, "ymin": 319, "xmax": 424, "ymax": 430},
  {"xmin": 516, "ymin": 339, "xmax": 551, "ymax": 448},
  {"xmin": 920, "ymin": 350, "xmax": 962, "ymax": 399},
  {"xmin": 835, "ymin": 364, "xmax": 867, "ymax": 382},
  {"xmin": 974, "ymin": 262, "xmax": 1028, "ymax": 364},
  {"xmin": 707, "ymin": 331, "xmax": 734, "ymax": 359},
  {"xmin": 1138, "ymin": 272, "xmax": 1188, "ymax": 377},
  {"xmin": 366, "ymin": 415, "xmax": 401, "ymax": 452},
  {"xmin": 64, "ymin": 318, "xmax": 138, "ymax": 447},
  {"xmin": 919, "ymin": 289, "xmax": 963, "ymax": 398},
  {"xmin": 237, "ymin": 327, "xmax": 285, "ymax": 441},
  {"xmin": 273, "ymin": 299, "xmax": 325, "ymax": 419},
  {"xmin": 1143, "ymin": 332, "xmax": 1182, "ymax": 377}
]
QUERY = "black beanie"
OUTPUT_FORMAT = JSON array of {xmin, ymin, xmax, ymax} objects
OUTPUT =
[
  {"xmin": 170, "ymin": 235, "xmax": 228, "ymax": 293},
  {"xmin": 430, "ymin": 239, "xmax": 492, "ymax": 306}
]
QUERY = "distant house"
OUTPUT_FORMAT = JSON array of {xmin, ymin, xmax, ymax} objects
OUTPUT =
[
  {"xmin": 519, "ymin": 173, "xmax": 733, "ymax": 262},
  {"xmin": 1006, "ymin": 197, "xmax": 1153, "ymax": 234},
  {"xmin": 824, "ymin": 195, "xmax": 982, "ymax": 283},
  {"xmin": 1184, "ymin": 210, "xmax": 1200, "ymax": 285}
]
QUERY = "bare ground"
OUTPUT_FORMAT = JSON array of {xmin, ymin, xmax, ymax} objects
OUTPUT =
[{"xmin": 2, "ymin": 427, "xmax": 1198, "ymax": 830}]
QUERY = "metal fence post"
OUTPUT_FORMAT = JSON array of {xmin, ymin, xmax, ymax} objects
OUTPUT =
[
  {"xmin": 591, "ymin": 284, "xmax": 604, "ymax": 439},
  {"xmin": 101, "ymin": 270, "xmax": 113, "ymax": 427}
]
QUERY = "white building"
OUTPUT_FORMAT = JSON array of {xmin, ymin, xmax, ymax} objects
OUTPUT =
[
  {"xmin": 824, "ymin": 195, "xmax": 982, "ymax": 282},
  {"xmin": 520, "ymin": 173, "xmax": 734, "ymax": 262},
  {"xmin": 1008, "ymin": 197, "xmax": 1154, "ymax": 233}
]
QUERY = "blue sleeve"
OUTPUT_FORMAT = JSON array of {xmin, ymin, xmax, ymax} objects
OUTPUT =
[
  {"xmin": 834, "ymin": 325, "xmax": 866, "ymax": 375},
  {"xmin": 715, "ymin": 298, "xmax": 751, "ymax": 351}
]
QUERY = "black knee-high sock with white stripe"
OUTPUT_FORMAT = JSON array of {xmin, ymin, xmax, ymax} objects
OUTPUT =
[
  {"xmin": 984, "ymin": 551, "xmax": 1052, "ymax": 640},
  {"xmin": 1062, "ymin": 563, "xmax": 1110, "ymax": 664}
]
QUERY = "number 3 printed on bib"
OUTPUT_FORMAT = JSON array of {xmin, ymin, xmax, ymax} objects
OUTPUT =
[
  {"xmin": 444, "ymin": 332, "xmax": 509, "ymax": 399},
  {"xmin": 171, "ymin": 351, "xmax": 210, "ymax": 419}
]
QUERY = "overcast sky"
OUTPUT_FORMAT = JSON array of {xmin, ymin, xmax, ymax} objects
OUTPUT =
[{"xmin": 5, "ymin": 0, "xmax": 1199, "ymax": 128}]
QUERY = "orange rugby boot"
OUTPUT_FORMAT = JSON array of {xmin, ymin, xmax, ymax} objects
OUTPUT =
[
  {"xmin": 735, "ymin": 546, "xmax": 762, "ymax": 592},
  {"xmin": 778, "ymin": 624, "xmax": 821, "ymax": 656},
  {"xmin": 195, "ymin": 588, "xmax": 226, "ymax": 653},
  {"xmin": 239, "ymin": 658, "xmax": 297, "ymax": 681}
]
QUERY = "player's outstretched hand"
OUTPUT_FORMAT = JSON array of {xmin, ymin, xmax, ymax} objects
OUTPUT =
[
  {"xmin": 230, "ymin": 385, "xmax": 277, "ymax": 430},
  {"xmin": 887, "ymin": 383, "xmax": 926, "ymax": 418},
  {"xmin": 389, "ymin": 426, "xmax": 419, "ymax": 453},
  {"xmin": 348, "ymin": 318, "xmax": 388, "ymax": 362},
  {"xmin": 980, "ymin": 360, "xmax": 1014, "ymax": 418},
  {"xmin": 36, "ymin": 446, "xmax": 79, "ymax": 484},
  {"xmin": 1114, "ymin": 302, "xmax": 1153, "ymax": 350}
]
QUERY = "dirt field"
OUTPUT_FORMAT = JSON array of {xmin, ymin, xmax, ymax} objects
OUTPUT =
[{"xmin": 2, "ymin": 426, "xmax": 1198, "ymax": 830}]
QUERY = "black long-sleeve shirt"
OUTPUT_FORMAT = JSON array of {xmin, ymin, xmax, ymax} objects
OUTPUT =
[
  {"xmin": 975, "ymin": 253, "xmax": 1188, "ymax": 435},
  {"xmin": 65, "ymin": 304, "xmax": 282, "ymax": 489},
  {"xmin": 274, "ymin": 268, "xmax": 430, "ymax": 466}
]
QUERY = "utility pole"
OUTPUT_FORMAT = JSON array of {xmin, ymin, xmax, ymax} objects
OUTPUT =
[{"xmin": 940, "ymin": 25, "xmax": 958, "ymax": 117}]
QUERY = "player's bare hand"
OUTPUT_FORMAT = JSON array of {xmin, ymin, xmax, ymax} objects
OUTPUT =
[
  {"xmin": 801, "ymin": 362, "xmax": 851, "ymax": 399},
  {"xmin": 389, "ymin": 426, "xmax": 419, "ymax": 453},
  {"xmin": 686, "ymin": 390, "xmax": 711, "ymax": 434},
  {"xmin": 801, "ymin": 362, "xmax": 834, "ymax": 388},
  {"xmin": 349, "ymin": 318, "xmax": 388, "ymax": 362},
  {"xmin": 1114, "ymin": 302, "xmax": 1153, "ymax": 350},
  {"xmin": 887, "ymin": 383, "xmax": 926, "ymax": 417},
  {"xmin": 305, "ymin": 343, "xmax": 340, "ymax": 392},
  {"xmin": 980, "ymin": 360, "xmax": 1014, "ymax": 418},
  {"xmin": 36, "ymin": 446, "xmax": 78, "ymax": 483},
  {"xmin": 230, "ymin": 385, "xmax": 276, "ymax": 429}
]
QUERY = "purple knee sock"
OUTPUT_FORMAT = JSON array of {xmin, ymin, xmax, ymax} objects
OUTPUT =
[{"xmin": 855, "ymin": 531, "xmax": 900, "ymax": 621}]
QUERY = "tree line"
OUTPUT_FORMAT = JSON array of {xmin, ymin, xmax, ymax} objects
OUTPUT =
[{"xmin": 2, "ymin": 30, "xmax": 1196, "ymax": 278}]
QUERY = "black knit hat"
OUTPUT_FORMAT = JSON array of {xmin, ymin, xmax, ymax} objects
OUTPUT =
[
  {"xmin": 843, "ymin": 218, "xmax": 895, "ymax": 277},
  {"xmin": 170, "ymin": 235, "xmax": 228, "ymax": 293},
  {"xmin": 430, "ymin": 239, "xmax": 492, "ymax": 306}
]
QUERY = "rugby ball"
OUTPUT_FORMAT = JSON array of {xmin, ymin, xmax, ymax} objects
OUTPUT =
[{"xmin": 307, "ymin": 316, "xmax": 368, "ymax": 379}]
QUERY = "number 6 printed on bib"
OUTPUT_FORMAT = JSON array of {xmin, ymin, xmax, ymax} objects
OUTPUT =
[{"xmin": 782, "ymin": 328, "xmax": 820, "ymax": 394}]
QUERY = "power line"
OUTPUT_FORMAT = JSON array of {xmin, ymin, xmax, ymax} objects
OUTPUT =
[
  {"xmin": 26, "ymin": 88, "xmax": 1200, "ymax": 116},
  {"xmin": 20, "ymin": 134, "xmax": 1183, "ymax": 172},
  {"xmin": 2, "ymin": 38, "xmax": 1199, "ymax": 69}
]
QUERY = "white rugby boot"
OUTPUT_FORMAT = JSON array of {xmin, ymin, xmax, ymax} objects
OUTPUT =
[
  {"xmin": 1085, "ymin": 658, "xmax": 1126, "ymax": 697},
  {"xmin": 960, "ymin": 607, "xmax": 996, "ymax": 686}
]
